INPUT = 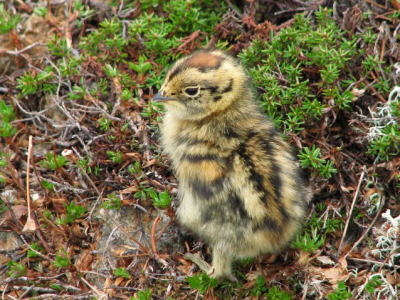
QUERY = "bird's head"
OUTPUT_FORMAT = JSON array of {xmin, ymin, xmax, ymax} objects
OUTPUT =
[{"xmin": 154, "ymin": 50, "xmax": 249, "ymax": 121}]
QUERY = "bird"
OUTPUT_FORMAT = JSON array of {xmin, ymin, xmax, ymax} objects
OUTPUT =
[{"xmin": 154, "ymin": 49, "xmax": 310, "ymax": 281}]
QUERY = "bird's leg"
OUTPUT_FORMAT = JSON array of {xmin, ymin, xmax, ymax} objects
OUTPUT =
[
  {"xmin": 184, "ymin": 253, "xmax": 213, "ymax": 274},
  {"xmin": 184, "ymin": 248, "xmax": 238, "ymax": 282},
  {"xmin": 210, "ymin": 247, "xmax": 238, "ymax": 282}
]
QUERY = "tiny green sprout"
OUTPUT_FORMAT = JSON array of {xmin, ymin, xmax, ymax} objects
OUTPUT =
[
  {"xmin": 128, "ymin": 55, "xmax": 152, "ymax": 74},
  {"xmin": 145, "ymin": 71, "xmax": 165, "ymax": 90},
  {"xmin": 121, "ymin": 123, "xmax": 129, "ymax": 132},
  {"xmin": 106, "ymin": 151, "xmax": 124, "ymax": 164},
  {"xmin": 320, "ymin": 64, "xmax": 340, "ymax": 84},
  {"xmin": 365, "ymin": 275, "xmax": 383, "ymax": 294},
  {"xmin": 0, "ymin": 121, "xmax": 17, "ymax": 137},
  {"xmin": 103, "ymin": 64, "xmax": 119, "ymax": 77},
  {"xmin": 57, "ymin": 202, "xmax": 86, "ymax": 224},
  {"xmin": 324, "ymin": 218, "xmax": 344, "ymax": 234},
  {"xmin": 319, "ymin": 160, "xmax": 337, "ymax": 179},
  {"xmin": 33, "ymin": 6, "xmax": 48, "ymax": 17},
  {"xmin": 113, "ymin": 267, "xmax": 131, "ymax": 279},
  {"xmin": 16, "ymin": 68, "xmax": 56, "ymax": 96},
  {"xmin": 7, "ymin": 261, "xmax": 27, "ymax": 278},
  {"xmin": 374, "ymin": 79, "xmax": 391, "ymax": 95},
  {"xmin": 130, "ymin": 289, "xmax": 152, "ymax": 300},
  {"xmin": 251, "ymin": 275, "xmax": 268, "ymax": 297},
  {"xmin": 77, "ymin": 158, "xmax": 89, "ymax": 171},
  {"xmin": 121, "ymin": 89, "xmax": 133, "ymax": 101},
  {"xmin": 102, "ymin": 193, "xmax": 122, "ymax": 210},
  {"xmin": 73, "ymin": 0, "xmax": 94, "ymax": 19},
  {"xmin": 150, "ymin": 190, "xmax": 172, "ymax": 209},
  {"xmin": 265, "ymin": 286, "xmax": 292, "ymax": 300},
  {"xmin": 27, "ymin": 242, "xmax": 44, "ymax": 258},
  {"xmin": 41, "ymin": 180, "xmax": 55, "ymax": 191},
  {"xmin": 50, "ymin": 284, "xmax": 64, "ymax": 292},
  {"xmin": 335, "ymin": 90, "xmax": 354, "ymax": 110},
  {"xmin": 140, "ymin": 0, "xmax": 160, "ymax": 9},
  {"xmin": 141, "ymin": 101, "xmax": 165, "ymax": 118},
  {"xmin": 59, "ymin": 57, "xmax": 82, "ymax": 76},
  {"xmin": 301, "ymin": 99, "xmax": 324, "ymax": 119},
  {"xmin": 93, "ymin": 165, "xmax": 100, "ymax": 175},
  {"xmin": 128, "ymin": 161, "xmax": 142, "ymax": 175},
  {"xmin": 40, "ymin": 152, "xmax": 68, "ymax": 170},
  {"xmin": 292, "ymin": 228, "xmax": 325, "ymax": 252},
  {"xmin": 298, "ymin": 145, "xmax": 337, "ymax": 178},
  {"xmin": 0, "ymin": 100, "xmax": 17, "ymax": 137},
  {"xmin": 0, "ymin": 198, "xmax": 7, "ymax": 214},
  {"xmin": 16, "ymin": 73, "xmax": 37, "ymax": 95},
  {"xmin": 48, "ymin": 36, "xmax": 71, "ymax": 57},
  {"xmin": 360, "ymin": 28, "xmax": 377, "ymax": 44},
  {"xmin": 368, "ymin": 124, "xmax": 400, "ymax": 162},
  {"xmin": 327, "ymin": 282, "xmax": 352, "ymax": 300},
  {"xmin": 53, "ymin": 250, "xmax": 70, "ymax": 268},
  {"xmin": 0, "ymin": 100, "xmax": 16, "ymax": 122},
  {"xmin": 299, "ymin": 145, "xmax": 325, "ymax": 168},
  {"xmin": 389, "ymin": 10, "xmax": 400, "ymax": 20},
  {"xmin": 0, "ymin": 156, "xmax": 6, "ymax": 167},
  {"xmin": 362, "ymin": 55, "xmax": 383, "ymax": 72},
  {"xmin": 0, "ymin": 4, "xmax": 21, "ymax": 34},
  {"xmin": 42, "ymin": 209, "xmax": 53, "ymax": 220},
  {"xmin": 187, "ymin": 273, "xmax": 218, "ymax": 294},
  {"xmin": 97, "ymin": 117, "xmax": 112, "ymax": 131},
  {"xmin": 68, "ymin": 85, "xmax": 86, "ymax": 100}
]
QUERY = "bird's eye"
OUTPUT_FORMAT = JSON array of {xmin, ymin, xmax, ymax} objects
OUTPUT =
[{"xmin": 183, "ymin": 86, "xmax": 200, "ymax": 97}]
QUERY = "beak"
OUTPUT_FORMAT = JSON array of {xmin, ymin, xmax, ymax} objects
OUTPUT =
[{"xmin": 153, "ymin": 92, "xmax": 176, "ymax": 101}]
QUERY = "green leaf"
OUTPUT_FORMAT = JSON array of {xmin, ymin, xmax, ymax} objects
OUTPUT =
[
  {"xmin": 187, "ymin": 273, "xmax": 218, "ymax": 294},
  {"xmin": 113, "ymin": 267, "xmax": 131, "ymax": 279}
]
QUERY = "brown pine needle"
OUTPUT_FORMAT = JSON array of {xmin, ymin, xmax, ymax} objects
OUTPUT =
[{"xmin": 151, "ymin": 215, "xmax": 161, "ymax": 255}]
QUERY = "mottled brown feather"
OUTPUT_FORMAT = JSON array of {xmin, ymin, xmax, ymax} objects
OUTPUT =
[{"xmin": 157, "ymin": 49, "xmax": 311, "ymax": 281}]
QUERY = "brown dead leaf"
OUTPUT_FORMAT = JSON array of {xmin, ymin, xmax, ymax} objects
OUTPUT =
[
  {"xmin": 75, "ymin": 249, "xmax": 94, "ymax": 271},
  {"xmin": 309, "ymin": 266, "xmax": 348, "ymax": 285},
  {"xmin": 71, "ymin": 223, "xmax": 85, "ymax": 239},
  {"xmin": 315, "ymin": 256, "xmax": 335, "ymax": 266},
  {"xmin": 112, "ymin": 246, "xmax": 129, "ymax": 257},
  {"xmin": 386, "ymin": 272, "xmax": 400, "ymax": 285},
  {"xmin": 104, "ymin": 277, "xmax": 115, "ymax": 297},
  {"xmin": 125, "ymin": 152, "xmax": 142, "ymax": 160},
  {"xmin": 338, "ymin": 256, "xmax": 348, "ymax": 269},
  {"xmin": 51, "ymin": 197, "xmax": 68, "ymax": 213},
  {"xmin": 391, "ymin": 0, "xmax": 400, "ymax": 9},
  {"xmin": 176, "ymin": 256, "xmax": 194, "ymax": 275},
  {"xmin": 298, "ymin": 251, "xmax": 311, "ymax": 266},
  {"xmin": 114, "ymin": 276, "xmax": 125, "ymax": 286},
  {"xmin": 142, "ymin": 159, "xmax": 157, "ymax": 168},
  {"xmin": 0, "ymin": 205, "xmax": 27, "ymax": 227},
  {"xmin": 120, "ymin": 185, "xmax": 139, "ymax": 194}
]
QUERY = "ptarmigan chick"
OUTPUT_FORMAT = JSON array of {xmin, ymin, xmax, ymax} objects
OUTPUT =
[{"xmin": 154, "ymin": 49, "xmax": 310, "ymax": 281}]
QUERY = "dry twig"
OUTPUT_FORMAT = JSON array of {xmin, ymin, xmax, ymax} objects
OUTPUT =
[
  {"xmin": 23, "ymin": 135, "xmax": 37, "ymax": 232},
  {"xmin": 338, "ymin": 169, "xmax": 366, "ymax": 255}
]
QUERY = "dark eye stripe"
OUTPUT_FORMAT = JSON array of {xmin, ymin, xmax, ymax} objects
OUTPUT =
[
  {"xmin": 221, "ymin": 79, "xmax": 233, "ymax": 93},
  {"xmin": 201, "ymin": 86, "xmax": 218, "ymax": 94}
]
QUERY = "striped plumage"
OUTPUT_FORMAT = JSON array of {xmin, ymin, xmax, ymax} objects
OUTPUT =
[{"xmin": 155, "ymin": 50, "xmax": 310, "ymax": 280}]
